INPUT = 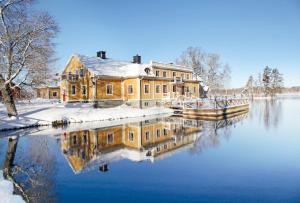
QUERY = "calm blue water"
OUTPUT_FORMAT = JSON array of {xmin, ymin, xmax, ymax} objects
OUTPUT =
[{"xmin": 0, "ymin": 98, "xmax": 300, "ymax": 202}]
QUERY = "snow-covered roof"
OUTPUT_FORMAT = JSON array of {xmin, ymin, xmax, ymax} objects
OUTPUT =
[
  {"xmin": 151, "ymin": 61, "xmax": 193, "ymax": 72},
  {"xmin": 73, "ymin": 54, "xmax": 153, "ymax": 77}
]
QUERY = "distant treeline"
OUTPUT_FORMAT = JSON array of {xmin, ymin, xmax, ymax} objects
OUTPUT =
[{"xmin": 245, "ymin": 66, "xmax": 284, "ymax": 97}]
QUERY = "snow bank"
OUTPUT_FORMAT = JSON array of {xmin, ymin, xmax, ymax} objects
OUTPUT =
[
  {"xmin": 0, "ymin": 170, "xmax": 25, "ymax": 203},
  {"xmin": 0, "ymin": 100, "xmax": 173, "ymax": 131}
]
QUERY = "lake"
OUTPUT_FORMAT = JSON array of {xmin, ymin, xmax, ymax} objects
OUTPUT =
[{"xmin": 0, "ymin": 98, "xmax": 300, "ymax": 202}]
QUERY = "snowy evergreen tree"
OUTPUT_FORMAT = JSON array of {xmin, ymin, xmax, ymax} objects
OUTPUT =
[
  {"xmin": 262, "ymin": 66, "xmax": 272, "ymax": 96},
  {"xmin": 270, "ymin": 68, "xmax": 284, "ymax": 96}
]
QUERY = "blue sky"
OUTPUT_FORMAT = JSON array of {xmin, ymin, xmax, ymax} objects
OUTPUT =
[{"xmin": 36, "ymin": 0, "xmax": 300, "ymax": 87}]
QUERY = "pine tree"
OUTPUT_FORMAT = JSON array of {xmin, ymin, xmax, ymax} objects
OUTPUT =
[
  {"xmin": 262, "ymin": 66, "xmax": 272, "ymax": 96},
  {"xmin": 270, "ymin": 68, "xmax": 284, "ymax": 96}
]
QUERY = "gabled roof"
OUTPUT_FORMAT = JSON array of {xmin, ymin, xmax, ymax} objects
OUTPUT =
[{"xmin": 72, "ymin": 54, "xmax": 153, "ymax": 77}]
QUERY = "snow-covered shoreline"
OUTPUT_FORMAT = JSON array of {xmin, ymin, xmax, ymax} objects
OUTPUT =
[
  {"xmin": 0, "ymin": 100, "xmax": 174, "ymax": 131},
  {"xmin": 0, "ymin": 170, "xmax": 25, "ymax": 203}
]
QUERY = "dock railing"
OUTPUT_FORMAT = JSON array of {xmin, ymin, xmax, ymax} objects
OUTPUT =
[{"xmin": 183, "ymin": 96, "xmax": 249, "ymax": 109}]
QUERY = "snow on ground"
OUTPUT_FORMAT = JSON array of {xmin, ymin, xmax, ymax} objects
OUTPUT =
[
  {"xmin": 0, "ymin": 99, "xmax": 173, "ymax": 131},
  {"xmin": 0, "ymin": 170, "xmax": 25, "ymax": 203}
]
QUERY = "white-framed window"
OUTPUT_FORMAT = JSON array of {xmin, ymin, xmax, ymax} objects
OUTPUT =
[
  {"xmin": 68, "ymin": 72, "xmax": 72, "ymax": 80},
  {"xmin": 163, "ymin": 128, "xmax": 168, "ymax": 136},
  {"xmin": 186, "ymin": 74, "xmax": 190, "ymax": 79},
  {"xmin": 155, "ymin": 70, "xmax": 160, "ymax": 77},
  {"xmin": 82, "ymin": 85, "xmax": 87, "ymax": 96},
  {"xmin": 173, "ymin": 72, "xmax": 176, "ymax": 77},
  {"xmin": 106, "ymin": 84, "xmax": 113, "ymax": 95},
  {"xmin": 107, "ymin": 133, "xmax": 114, "ymax": 144},
  {"xmin": 156, "ymin": 129, "xmax": 161, "ymax": 138},
  {"xmin": 163, "ymin": 85, "xmax": 168, "ymax": 93},
  {"xmin": 71, "ymin": 85, "xmax": 76, "ymax": 95},
  {"xmin": 52, "ymin": 91, "xmax": 57, "ymax": 97},
  {"xmin": 194, "ymin": 87, "xmax": 196, "ymax": 93},
  {"xmin": 155, "ymin": 85, "xmax": 160, "ymax": 94},
  {"xmin": 172, "ymin": 85, "xmax": 176, "ymax": 92},
  {"xmin": 128, "ymin": 131, "xmax": 134, "ymax": 141},
  {"xmin": 181, "ymin": 73, "xmax": 184, "ymax": 78},
  {"xmin": 128, "ymin": 84, "xmax": 133, "ymax": 95},
  {"xmin": 80, "ymin": 68, "xmax": 84, "ymax": 77},
  {"xmin": 145, "ymin": 131, "xmax": 150, "ymax": 141},
  {"xmin": 144, "ymin": 102, "xmax": 149, "ymax": 106},
  {"xmin": 144, "ymin": 84, "xmax": 150, "ymax": 94},
  {"xmin": 163, "ymin": 71, "xmax": 167, "ymax": 77}
]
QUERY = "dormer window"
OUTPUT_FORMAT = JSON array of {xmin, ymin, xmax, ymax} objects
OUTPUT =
[
  {"xmin": 144, "ymin": 67, "xmax": 150, "ymax": 75},
  {"xmin": 173, "ymin": 72, "xmax": 176, "ymax": 77},
  {"xmin": 163, "ymin": 71, "xmax": 167, "ymax": 77},
  {"xmin": 186, "ymin": 74, "xmax": 189, "ymax": 79},
  {"xmin": 155, "ymin": 70, "xmax": 160, "ymax": 77}
]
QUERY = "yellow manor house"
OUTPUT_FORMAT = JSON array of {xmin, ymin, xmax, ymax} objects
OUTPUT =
[{"xmin": 60, "ymin": 51, "xmax": 201, "ymax": 108}]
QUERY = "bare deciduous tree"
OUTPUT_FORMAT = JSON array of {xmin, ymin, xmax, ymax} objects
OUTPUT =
[
  {"xmin": 176, "ymin": 47, "xmax": 231, "ymax": 92},
  {"xmin": 0, "ymin": 0, "xmax": 58, "ymax": 116}
]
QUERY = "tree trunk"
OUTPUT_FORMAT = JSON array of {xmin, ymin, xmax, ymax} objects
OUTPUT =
[
  {"xmin": 3, "ymin": 137, "xmax": 18, "ymax": 177},
  {"xmin": 1, "ymin": 83, "xmax": 18, "ymax": 117}
]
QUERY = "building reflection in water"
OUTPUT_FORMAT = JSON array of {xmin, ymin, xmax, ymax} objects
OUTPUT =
[{"xmin": 61, "ymin": 114, "xmax": 248, "ymax": 174}]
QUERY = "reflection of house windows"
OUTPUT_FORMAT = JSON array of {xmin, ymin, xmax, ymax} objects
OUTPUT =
[
  {"xmin": 156, "ymin": 129, "xmax": 160, "ymax": 138},
  {"xmin": 106, "ymin": 84, "xmax": 113, "ymax": 95},
  {"xmin": 144, "ymin": 84, "xmax": 150, "ymax": 94},
  {"xmin": 128, "ymin": 84, "xmax": 133, "ymax": 95},
  {"xmin": 129, "ymin": 132, "xmax": 134, "ymax": 142},
  {"xmin": 73, "ymin": 135, "xmax": 77, "ymax": 145},
  {"xmin": 107, "ymin": 133, "xmax": 114, "ymax": 144},
  {"xmin": 71, "ymin": 85, "xmax": 76, "ymax": 95},
  {"xmin": 52, "ymin": 92, "xmax": 57, "ymax": 97},
  {"xmin": 156, "ymin": 146, "xmax": 160, "ymax": 152},
  {"xmin": 145, "ymin": 131, "xmax": 150, "ymax": 141},
  {"xmin": 156, "ymin": 85, "xmax": 160, "ymax": 94},
  {"xmin": 164, "ymin": 144, "xmax": 168, "ymax": 149},
  {"xmin": 83, "ymin": 131, "xmax": 88, "ymax": 144},
  {"xmin": 163, "ymin": 128, "xmax": 168, "ymax": 136}
]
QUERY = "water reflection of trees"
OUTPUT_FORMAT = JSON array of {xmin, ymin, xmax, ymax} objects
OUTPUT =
[
  {"xmin": 190, "ymin": 113, "xmax": 248, "ymax": 154},
  {"xmin": 250, "ymin": 99, "xmax": 282, "ymax": 129},
  {"xmin": 2, "ymin": 135, "xmax": 57, "ymax": 202}
]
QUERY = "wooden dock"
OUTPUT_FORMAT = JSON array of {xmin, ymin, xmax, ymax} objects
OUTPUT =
[{"xmin": 171, "ymin": 98, "xmax": 249, "ymax": 120}]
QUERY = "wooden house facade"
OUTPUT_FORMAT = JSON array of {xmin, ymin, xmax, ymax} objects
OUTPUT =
[{"xmin": 60, "ymin": 51, "xmax": 201, "ymax": 108}]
